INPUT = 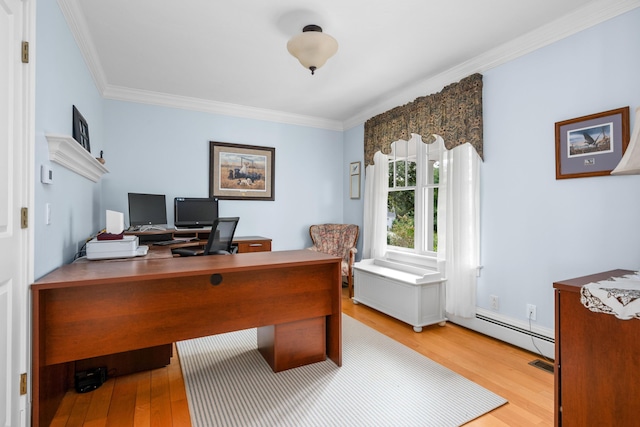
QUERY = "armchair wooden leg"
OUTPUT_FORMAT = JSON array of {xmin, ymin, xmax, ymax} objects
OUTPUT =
[{"xmin": 348, "ymin": 271, "xmax": 354, "ymax": 298}]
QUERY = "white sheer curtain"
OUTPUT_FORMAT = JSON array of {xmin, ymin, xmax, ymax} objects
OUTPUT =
[
  {"xmin": 437, "ymin": 142, "xmax": 481, "ymax": 318},
  {"xmin": 363, "ymin": 151, "xmax": 389, "ymax": 259}
]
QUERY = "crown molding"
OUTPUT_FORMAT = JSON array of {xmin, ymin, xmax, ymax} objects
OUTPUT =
[
  {"xmin": 59, "ymin": 0, "xmax": 639, "ymax": 133},
  {"xmin": 57, "ymin": 0, "xmax": 107, "ymax": 94},
  {"xmin": 343, "ymin": 0, "xmax": 640, "ymax": 130},
  {"xmin": 56, "ymin": 0, "xmax": 344, "ymax": 131},
  {"xmin": 102, "ymin": 85, "xmax": 345, "ymax": 131}
]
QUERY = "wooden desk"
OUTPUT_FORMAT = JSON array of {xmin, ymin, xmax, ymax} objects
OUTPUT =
[
  {"xmin": 553, "ymin": 269, "xmax": 638, "ymax": 427},
  {"xmin": 32, "ymin": 250, "xmax": 342, "ymax": 427}
]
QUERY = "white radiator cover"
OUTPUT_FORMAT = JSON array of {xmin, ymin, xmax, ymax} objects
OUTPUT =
[{"xmin": 353, "ymin": 259, "xmax": 446, "ymax": 332}]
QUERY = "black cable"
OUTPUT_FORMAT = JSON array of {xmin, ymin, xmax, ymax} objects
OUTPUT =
[
  {"xmin": 73, "ymin": 241, "xmax": 88, "ymax": 260},
  {"xmin": 528, "ymin": 313, "xmax": 554, "ymax": 363}
]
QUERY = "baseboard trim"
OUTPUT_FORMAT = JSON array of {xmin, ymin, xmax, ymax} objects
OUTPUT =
[{"xmin": 447, "ymin": 308, "xmax": 555, "ymax": 359}]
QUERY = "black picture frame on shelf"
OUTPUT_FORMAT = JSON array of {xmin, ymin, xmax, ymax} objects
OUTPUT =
[{"xmin": 72, "ymin": 105, "xmax": 91, "ymax": 153}]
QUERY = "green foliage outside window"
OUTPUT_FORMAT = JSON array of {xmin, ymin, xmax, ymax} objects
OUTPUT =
[
  {"xmin": 388, "ymin": 191, "xmax": 415, "ymax": 248},
  {"xmin": 388, "ymin": 155, "xmax": 416, "ymax": 249},
  {"xmin": 387, "ymin": 153, "xmax": 440, "ymax": 252}
]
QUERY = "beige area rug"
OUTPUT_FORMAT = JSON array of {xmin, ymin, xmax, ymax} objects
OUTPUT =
[{"xmin": 177, "ymin": 314, "xmax": 507, "ymax": 426}]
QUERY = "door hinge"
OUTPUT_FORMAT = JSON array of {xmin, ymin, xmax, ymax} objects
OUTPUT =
[
  {"xmin": 20, "ymin": 373, "xmax": 27, "ymax": 395},
  {"xmin": 21, "ymin": 41, "xmax": 29, "ymax": 63},
  {"xmin": 20, "ymin": 207, "xmax": 28, "ymax": 229}
]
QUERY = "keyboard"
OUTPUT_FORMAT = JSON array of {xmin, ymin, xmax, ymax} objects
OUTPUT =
[
  {"xmin": 153, "ymin": 240, "xmax": 187, "ymax": 246},
  {"xmin": 174, "ymin": 226, "xmax": 211, "ymax": 231}
]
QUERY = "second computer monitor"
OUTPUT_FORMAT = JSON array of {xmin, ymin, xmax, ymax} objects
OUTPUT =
[{"xmin": 174, "ymin": 197, "xmax": 219, "ymax": 229}]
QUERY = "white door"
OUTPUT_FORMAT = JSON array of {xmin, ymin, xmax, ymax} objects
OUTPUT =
[{"xmin": 0, "ymin": 0, "xmax": 33, "ymax": 426}]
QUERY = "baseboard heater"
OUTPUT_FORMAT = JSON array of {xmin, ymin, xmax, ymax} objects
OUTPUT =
[{"xmin": 475, "ymin": 313, "xmax": 555, "ymax": 344}]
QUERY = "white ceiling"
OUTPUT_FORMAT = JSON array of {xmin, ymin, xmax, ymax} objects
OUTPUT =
[{"xmin": 58, "ymin": 0, "xmax": 639, "ymax": 130}]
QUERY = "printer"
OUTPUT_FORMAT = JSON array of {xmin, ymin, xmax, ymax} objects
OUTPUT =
[{"xmin": 86, "ymin": 235, "xmax": 148, "ymax": 260}]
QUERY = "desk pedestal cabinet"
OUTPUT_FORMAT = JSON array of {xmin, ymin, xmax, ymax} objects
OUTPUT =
[
  {"xmin": 32, "ymin": 250, "xmax": 342, "ymax": 427},
  {"xmin": 553, "ymin": 269, "xmax": 640, "ymax": 427},
  {"xmin": 233, "ymin": 236, "xmax": 272, "ymax": 253}
]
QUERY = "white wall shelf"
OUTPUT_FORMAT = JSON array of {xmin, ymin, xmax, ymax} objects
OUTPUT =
[{"xmin": 45, "ymin": 134, "xmax": 108, "ymax": 182}]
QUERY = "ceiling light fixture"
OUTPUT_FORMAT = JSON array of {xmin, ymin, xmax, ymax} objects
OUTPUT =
[{"xmin": 287, "ymin": 25, "xmax": 338, "ymax": 75}]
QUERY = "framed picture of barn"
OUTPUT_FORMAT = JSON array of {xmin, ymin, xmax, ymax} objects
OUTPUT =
[{"xmin": 209, "ymin": 141, "xmax": 275, "ymax": 200}]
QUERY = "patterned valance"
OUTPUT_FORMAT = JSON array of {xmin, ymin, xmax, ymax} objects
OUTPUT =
[{"xmin": 363, "ymin": 73, "xmax": 483, "ymax": 167}]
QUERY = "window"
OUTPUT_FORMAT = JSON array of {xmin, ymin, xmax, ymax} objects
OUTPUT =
[{"xmin": 387, "ymin": 134, "xmax": 442, "ymax": 256}]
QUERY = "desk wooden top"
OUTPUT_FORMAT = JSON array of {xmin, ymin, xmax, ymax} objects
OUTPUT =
[{"xmin": 33, "ymin": 249, "xmax": 340, "ymax": 290}]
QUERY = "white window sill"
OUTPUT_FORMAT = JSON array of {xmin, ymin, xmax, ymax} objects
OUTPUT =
[
  {"xmin": 354, "ymin": 258, "xmax": 444, "ymax": 285},
  {"xmin": 384, "ymin": 249, "xmax": 442, "ymax": 271}
]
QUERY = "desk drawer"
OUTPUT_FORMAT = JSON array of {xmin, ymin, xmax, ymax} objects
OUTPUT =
[{"xmin": 237, "ymin": 239, "xmax": 271, "ymax": 253}]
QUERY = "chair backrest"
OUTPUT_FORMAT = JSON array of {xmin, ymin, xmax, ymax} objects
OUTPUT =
[
  {"xmin": 309, "ymin": 224, "xmax": 359, "ymax": 260},
  {"xmin": 203, "ymin": 217, "xmax": 240, "ymax": 255}
]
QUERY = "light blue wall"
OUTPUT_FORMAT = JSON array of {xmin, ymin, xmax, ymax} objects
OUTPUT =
[
  {"xmin": 343, "ymin": 125, "xmax": 365, "ymax": 259},
  {"xmin": 344, "ymin": 8, "xmax": 640, "ymax": 332},
  {"xmin": 478, "ymin": 8, "xmax": 640, "ymax": 329},
  {"xmin": 100, "ymin": 100, "xmax": 344, "ymax": 251},
  {"xmin": 35, "ymin": 0, "xmax": 105, "ymax": 278},
  {"xmin": 34, "ymin": 0, "xmax": 640, "ymax": 335},
  {"xmin": 34, "ymin": 1, "xmax": 345, "ymax": 279}
]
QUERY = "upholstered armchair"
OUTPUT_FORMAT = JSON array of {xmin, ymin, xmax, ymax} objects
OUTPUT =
[{"xmin": 308, "ymin": 224, "xmax": 359, "ymax": 298}]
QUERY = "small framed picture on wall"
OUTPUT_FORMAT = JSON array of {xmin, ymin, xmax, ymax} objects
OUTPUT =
[
  {"xmin": 350, "ymin": 161, "xmax": 361, "ymax": 199},
  {"xmin": 555, "ymin": 107, "xmax": 629, "ymax": 179}
]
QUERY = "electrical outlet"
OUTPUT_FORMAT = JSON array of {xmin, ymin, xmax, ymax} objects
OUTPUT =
[
  {"xmin": 490, "ymin": 295, "xmax": 499, "ymax": 311},
  {"xmin": 527, "ymin": 304, "xmax": 537, "ymax": 321}
]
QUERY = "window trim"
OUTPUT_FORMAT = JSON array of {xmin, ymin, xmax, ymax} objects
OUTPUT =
[{"xmin": 386, "ymin": 134, "xmax": 439, "ymax": 261}]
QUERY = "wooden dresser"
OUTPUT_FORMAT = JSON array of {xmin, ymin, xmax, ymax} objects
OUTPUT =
[{"xmin": 553, "ymin": 269, "xmax": 640, "ymax": 426}]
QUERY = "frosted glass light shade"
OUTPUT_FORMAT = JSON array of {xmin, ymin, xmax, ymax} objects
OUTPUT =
[
  {"xmin": 611, "ymin": 107, "xmax": 640, "ymax": 175},
  {"xmin": 287, "ymin": 25, "xmax": 338, "ymax": 75}
]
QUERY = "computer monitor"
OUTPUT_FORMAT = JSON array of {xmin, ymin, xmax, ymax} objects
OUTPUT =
[
  {"xmin": 174, "ymin": 197, "xmax": 218, "ymax": 229},
  {"xmin": 127, "ymin": 193, "xmax": 167, "ymax": 227}
]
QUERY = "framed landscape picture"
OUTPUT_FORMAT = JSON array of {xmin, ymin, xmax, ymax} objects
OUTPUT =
[
  {"xmin": 555, "ymin": 107, "xmax": 629, "ymax": 179},
  {"xmin": 209, "ymin": 141, "xmax": 275, "ymax": 200}
]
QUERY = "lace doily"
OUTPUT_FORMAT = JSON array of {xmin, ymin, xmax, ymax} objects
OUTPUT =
[{"xmin": 580, "ymin": 273, "xmax": 640, "ymax": 320}]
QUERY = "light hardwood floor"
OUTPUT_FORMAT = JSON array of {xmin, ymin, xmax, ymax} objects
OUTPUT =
[{"xmin": 52, "ymin": 288, "xmax": 554, "ymax": 426}]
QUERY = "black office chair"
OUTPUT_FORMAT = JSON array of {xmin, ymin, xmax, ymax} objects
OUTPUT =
[{"xmin": 172, "ymin": 217, "xmax": 240, "ymax": 257}]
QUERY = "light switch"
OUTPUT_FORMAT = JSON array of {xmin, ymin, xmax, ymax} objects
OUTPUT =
[{"xmin": 45, "ymin": 203, "xmax": 51, "ymax": 225}]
